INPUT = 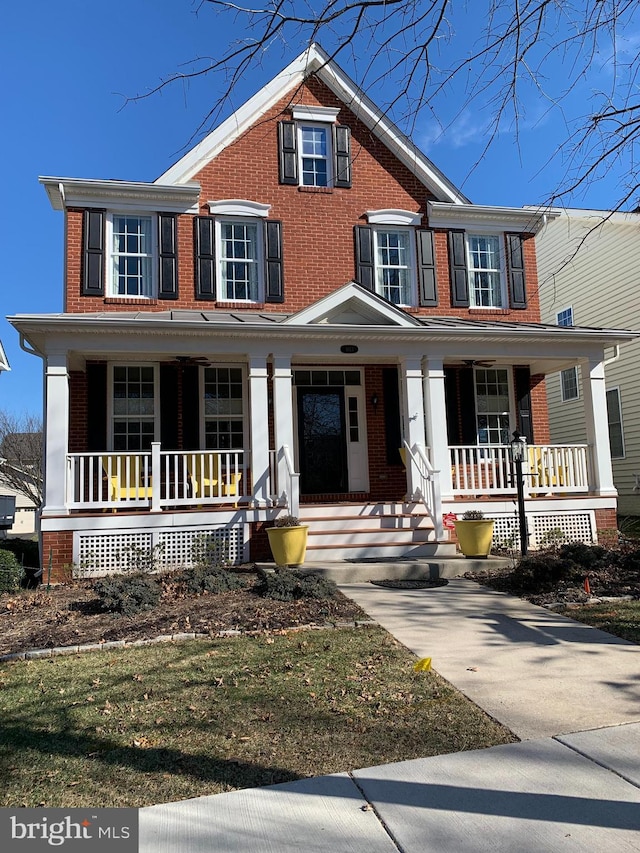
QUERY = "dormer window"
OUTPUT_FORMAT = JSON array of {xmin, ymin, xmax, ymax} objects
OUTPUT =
[{"xmin": 278, "ymin": 107, "xmax": 351, "ymax": 189}]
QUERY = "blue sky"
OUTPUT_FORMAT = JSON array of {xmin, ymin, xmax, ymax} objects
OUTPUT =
[{"xmin": 2, "ymin": 1, "xmax": 636, "ymax": 416}]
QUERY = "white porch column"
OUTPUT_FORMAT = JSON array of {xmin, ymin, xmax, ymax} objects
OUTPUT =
[
  {"xmin": 42, "ymin": 352, "xmax": 69, "ymax": 516},
  {"xmin": 582, "ymin": 357, "xmax": 617, "ymax": 497},
  {"xmin": 399, "ymin": 357, "xmax": 426, "ymax": 498},
  {"xmin": 272, "ymin": 356, "xmax": 295, "ymax": 503},
  {"xmin": 248, "ymin": 355, "xmax": 270, "ymax": 506},
  {"xmin": 423, "ymin": 357, "xmax": 453, "ymax": 499}
]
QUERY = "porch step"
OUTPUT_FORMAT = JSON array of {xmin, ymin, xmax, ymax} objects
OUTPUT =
[
  {"xmin": 257, "ymin": 557, "xmax": 511, "ymax": 583},
  {"xmin": 297, "ymin": 502, "xmax": 454, "ymax": 562}
]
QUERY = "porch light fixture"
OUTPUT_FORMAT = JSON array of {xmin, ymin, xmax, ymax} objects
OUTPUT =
[
  {"xmin": 509, "ymin": 430, "xmax": 528, "ymax": 556},
  {"xmin": 370, "ymin": 393, "xmax": 379, "ymax": 411}
]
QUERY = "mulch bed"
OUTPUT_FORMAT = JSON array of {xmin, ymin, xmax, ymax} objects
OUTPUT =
[{"xmin": 0, "ymin": 571, "xmax": 366, "ymax": 657}]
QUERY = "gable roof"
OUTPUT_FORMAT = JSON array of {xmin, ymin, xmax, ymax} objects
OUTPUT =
[
  {"xmin": 0, "ymin": 339, "xmax": 9, "ymax": 374},
  {"xmin": 284, "ymin": 282, "xmax": 423, "ymax": 327},
  {"xmin": 156, "ymin": 43, "xmax": 469, "ymax": 205}
]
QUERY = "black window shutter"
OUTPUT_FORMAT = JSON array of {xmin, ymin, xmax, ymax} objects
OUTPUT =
[
  {"xmin": 514, "ymin": 367, "xmax": 533, "ymax": 443},
  {"xmin": 82, "ymin": 209, "xmax": 105, "ymax": 297},
  {"xmin": 459, "ymin": 367, "xmax": 477, "ymax": 444},
  {"xmin": 264, "ymin": 220, "xmax": 284, "ymax": 303},
  {"xmin": 354, "ymin": 225, "xmax": 374, "ymax": 291},
  {"xmin": 181, "ymin": 366, "xmax": 200, "ymax": 450},
  {"xmin": 448, "ymin": 229, "xmax": 469, "ymax": 307},
  {"xmin": 382, "ymin": 367, "xmax": 402, "ymax": 464},
  {"xmin": 160, "ymin": 364, "xmax": 179, "ymax": 450},
  {"xmin": 86, "ymin": 363, "xmax": 107, "ymax": 451},
  {"xmin": 194, "ymin": 216, "xmax": 215, "ymax": 300},
  {"xmin": 507, "ymin": 233, "xmax": 527, "ymax": 309},
  {"xmin": 158, "ymin": 214, "xmax": 178, "ymax": 300},
  {"xmin": 333, "ymin": 125, "xmax": 352, "ymax": 188},
  {"xmin": 444, "ymin": 367, "xmax": 459, "ymax": 444},
  {"xmin": 278, "ymin": 121, "xmax": 298, "ymax": 185},
  {"xmin": 417, "ymin": 229, "xmax": 437, "ymax": 306}
]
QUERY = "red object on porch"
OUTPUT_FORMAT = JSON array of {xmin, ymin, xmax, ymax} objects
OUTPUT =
[{"xmin": 443, "ymin": 513, "xmax": 457, "ymax": 530}]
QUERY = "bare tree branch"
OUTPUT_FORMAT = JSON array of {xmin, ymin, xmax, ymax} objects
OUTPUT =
[{"xmin": 0, "ymin": 412, "xmax": 43, "ymax": 507}]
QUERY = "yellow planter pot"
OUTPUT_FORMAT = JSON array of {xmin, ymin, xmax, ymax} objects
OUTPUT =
[
  {"xmin": 266, "ymin": 525, "xmax": 309, "ymax": 566},
  {"xmin": 453, "ymin": 519, "xmax": 495, "ymax": 558}
]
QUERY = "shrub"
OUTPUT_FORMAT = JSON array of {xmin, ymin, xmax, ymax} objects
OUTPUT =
[
  {"xmin": 0, "ymin": 550, "xmax": 23, "ymax": 593},
  {"xmin": 95, "ymin": 573, "xmax": 161, "ymax": 616},
  {"xmin": 182, "ymin": 566, "xmax": 246, "ymax": 595},
  {"xmin": 254, "ymin": 568, "xmax": 337, "ymax": 601},
  {"xmin": 558, "ymin": 542, "xmax": 610, "ymax": 569},
  {"xmin": 510, "ymin": 554, "xmax": 581, "ymax": 592}
]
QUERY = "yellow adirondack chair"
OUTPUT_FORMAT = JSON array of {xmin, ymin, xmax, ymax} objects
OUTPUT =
[
  {"xmin": 528, "ymin": 447, "xmax": 565, "ymax": 493},
  {"xmin": 100, "ymin": 455, "xmax": 153, "ymax": 503},
  {"xmin": 190, "ymin": 454, "xmax": 242, "ymax": 504}
]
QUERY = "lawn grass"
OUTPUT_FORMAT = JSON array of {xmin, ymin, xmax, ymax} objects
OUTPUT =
[
  {"xmin": 565, "ymin": 601, "xmax": 640, "ymax": 644},
  {"xmin": 0, "ymin": 626, "xmax": 516, "ymax": 808}
]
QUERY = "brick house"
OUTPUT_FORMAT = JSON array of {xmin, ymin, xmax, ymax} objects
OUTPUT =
[{"xmin": 8, "ymin": 45, "xmax": 632, "ymax": 580}]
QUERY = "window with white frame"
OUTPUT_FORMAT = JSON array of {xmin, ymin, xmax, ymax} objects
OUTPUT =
[
  {"xmin": 217, "ymin": 219, "xmax": 262, "ymax": 302},
  {"xmin": 299, "ymin": 125, "xmax": 331, "ymax": 187},
  {"xmin": 606, "ymin": 387, "xmax": 625, "ymax": 458},
  {"xmin": 467, "ymin": 234, "xmax": 504, "ymax": 308},
  {"xmin": 475, "ymin": 368, "xmax": 512, "ymax": 444},
  {"xmin": 111, "ymin": 365, "xmax": 157, "ymax": 451},
  {"xmin": 110, "ymin": 215, "xmax": 155, "ymax": 298},
  {"xmin": 374, "ymin": 228, "xmax": 414, "ymax": 305},
  {"xmin": 203, "ymin": 367, "xmax": 245, "ymax": 450},
  {"xmin": 556, "ymin": 307, "xmax": 579, "ymax": 401}
]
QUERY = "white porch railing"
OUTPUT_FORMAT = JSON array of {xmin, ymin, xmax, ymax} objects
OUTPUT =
[
  {"xmin": 67, "ymin": 445, "xmax": 247, "ymax": 511},
  {"xmin": 449, "ymin": 444, "xmax": 590, "ymax": 496},
  {"xmin": 402, "ymin": 441, "xmax": 443, "ymax": 539}
]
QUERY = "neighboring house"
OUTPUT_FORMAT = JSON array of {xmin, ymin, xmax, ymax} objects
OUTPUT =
[
  {"xmin": 536, "ymin": 208, "xmax": 640, "ymax": 520},
  {"xmin": 0, "ymin": 479, "xmax": 35, "ymax": 537},
  {"xmin": 0, "ymin": 339, "xmax": 9, "ymax": 376},
  {"xmin": 8, "ymin": 45, "xmax": 633, "ymax": 580}
]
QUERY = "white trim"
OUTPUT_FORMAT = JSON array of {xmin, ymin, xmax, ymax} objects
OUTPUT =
[
  {"xmin": 285, "ymin": 281, "xmax": 421, "ymax": 327},
  {"xmin": 372, "ymin": 226, "xmax": 418, "ymax": 307},
  {"xmin": 466, "ymin": 232, "xmax": 507, "ymax": 310},
  {"xmin": 106, "ymin": 212, "xmax": 158, "ymax": 300},
  {"xmin": 366, "ymin": 209, "xmax": 422, "ymax": 226},
  {"xmin": 107, "ymin": 363, "xmax": 160, "ymax": 450},
  {"xmin": 0, "ymin": 340, "xmax": 10, "ymax": 373},
  {"xmin": 560, "ymin": 366, "xmax": 580, "ymax": 402},
  {"xmin": 292, "ymin": 105, "xmax": 339, "ymax": 122},
  {"xmin": 428, "ymin": 201, "xmax": 553, "ymax": 234},
  {"xmin": 207, "ymin": 199, "xmax": 271, "ymax": 218},
  {"xmin": 155, "ymin": 43, "xmax": 468, "ymax": 204},
  {"xmin": 298, "ymin": 123, "xmax": 333, "ymax": 188},
  {"xmin": 39, "ymin": 177, "xmax": 200, "ymax": 214}
]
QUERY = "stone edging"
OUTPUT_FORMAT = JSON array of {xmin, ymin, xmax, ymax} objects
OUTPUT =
[
  {"xmin": 542, "ymin": 595, "xmax": 635, "ymax": 611},
  {"xmin": 0, "ymin": 620, "xmax": 379, "ymax": 664}
]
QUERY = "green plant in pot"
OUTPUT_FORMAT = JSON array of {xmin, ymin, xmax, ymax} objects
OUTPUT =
[
  {"xmin": 453, "ymin": 510, "xmax": 495, "ymax": 558},
  {"xmin": 266, "ymin": 515, "xmax": 309, "ymax": 567}
]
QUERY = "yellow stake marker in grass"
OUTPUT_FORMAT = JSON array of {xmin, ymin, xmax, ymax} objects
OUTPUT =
[{"xmin": 413, "ymin": 657, "xmax": 432, "ymax": 672}]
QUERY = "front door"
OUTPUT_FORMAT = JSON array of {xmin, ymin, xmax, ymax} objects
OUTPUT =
[{"xmin": 297, "ymin": 388, "xmax": 348, "ymax": 493}]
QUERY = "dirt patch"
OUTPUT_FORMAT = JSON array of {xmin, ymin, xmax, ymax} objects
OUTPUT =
[{"xmin": 0, "ymin": 570, "xmax": 367, "ymax": 657}]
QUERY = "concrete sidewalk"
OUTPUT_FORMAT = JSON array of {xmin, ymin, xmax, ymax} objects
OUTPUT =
[{"xmin": 139, "ymin": 576, "xmax": 640, "ymax": 851}]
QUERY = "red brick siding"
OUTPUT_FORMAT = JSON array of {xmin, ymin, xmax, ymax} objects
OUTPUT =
[
  {"xmin": 41, "ymin": 531, "xmax": 74, "ymax": 583},
  {"xmin": 594, "ymin": 508, "xmax": 618, "ymax": 546},
  {"xmin": 63, "ymin": 75, "xmax": 541, "ymax": 324}
]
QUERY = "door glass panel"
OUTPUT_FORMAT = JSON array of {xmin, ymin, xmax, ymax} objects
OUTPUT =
[{"xmin": 298, "ymin": 389, "xmax": 347, "ymax": 493}]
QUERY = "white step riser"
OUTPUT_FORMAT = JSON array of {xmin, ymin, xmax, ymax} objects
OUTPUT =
[
  {"xmin": 305, "ymin": 543, "xmax": 456, "ymax": 560},
  {"xmin": 299, "ymin": 503, "xmax": 418, "ymax": 520},
  {"xmin": 308, "ymin": 529, "xmax": 437, "ymax": 547},
  {"xmin": 301, "ymin": 517, "xmax": 434, "ymax": 532}
]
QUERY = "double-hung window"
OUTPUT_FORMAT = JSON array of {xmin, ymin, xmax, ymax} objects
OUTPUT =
[
  {"xmin": 556, "ymin": 307, "xmax": 580, "ymax": 401},
  {"xmin": 468, "ymin": 234, "xmax": 504, "ymax": 308},
  {"xmin": 299, "ymin": 125, "xmax": 330, "ymax": 187},
  {"xmin": 110, "ymin": 215, "xmax": 155, "ymax": 298},
  {"xmin": 475, "ymin": 368, "xmax": 512, "ymax": 445},
  {"xmin": 111, "ymin": 365, "xmax": 157, "ymax": 451},
  {"xmin": 203, "ymin": 367, "xmax": 245, "ymax": 450},
  {"xmin": 606, "ymin": 388, "xmax": 625, "ymax": 458},
  {"xmin": 217, "ymin": 219, "xmax": 261, "ymax": 302},
  {"xmin": 373, "ymin": 228, "xmax": 414, "ymax": 306}
]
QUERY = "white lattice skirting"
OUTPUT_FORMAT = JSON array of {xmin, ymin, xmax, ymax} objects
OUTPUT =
[
  {"xmin": 73, "ymin": 524, "xmax": 247, "ymax": 578},
  {"xmin": 490, "ymin": 511, "xmax": 595, "ymax": 550}
]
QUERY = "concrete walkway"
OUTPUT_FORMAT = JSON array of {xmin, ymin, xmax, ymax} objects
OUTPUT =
[{"xmin": 139, "ymin": 577, "xmax": 640, "ymax": 851}]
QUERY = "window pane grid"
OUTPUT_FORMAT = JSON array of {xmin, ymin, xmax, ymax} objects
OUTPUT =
[
  {"xmin": 375, "ymin": 230, "xmax": 411, "ymax": 305},
  {"xmin": 300, "ymin": 126, "xmax": 329, "ymax": 187},
  {"xmin": 475, "ymin": 369, "xmax": 510, "ymax": 444},
  {"xmin": 469, "ymin": 235, "xmax": 502, "ymax": 307},
  {"xmin": 204, "ymin": 367, "xmax": 244, "ymax": 449},
  {"xmin": 220, "ymin": 222, "xmax": 259, "ymax": 301},
  {"xmin": 606, "ymin": 388, "xmax": 625, "ymax": 458},
  {"xmin": 112, "ymin": 216, "xmax": 153, "ymax": 297},
  {"xmin": 112, "ymin": 366, "xmax": 155, "ymax": 450}
]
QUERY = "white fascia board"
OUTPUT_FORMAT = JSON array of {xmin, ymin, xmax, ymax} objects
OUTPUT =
[
  {"xmin": 0, "ymin": 340, "xmax": 10, "ymax": 373},
  {"xmin": 155, "ymin": 43, "xmax": 468, "ymax": 204},
  {"xmin": 283, "ymin": 282, "xmax": 421, "ymax": 327},
  {"xmin": 39, "ymin": 177, "xmax": 201, "ymax": 213},
  {"xmin": 427, "ymin": 202, "xmax": 558, "ymax": 233}
]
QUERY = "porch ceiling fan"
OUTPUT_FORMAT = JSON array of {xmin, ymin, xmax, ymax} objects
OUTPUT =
[
  {"xmin": 167, "ymin": 355, "xmax": 211, "ymax": 367},
  {"xmin": 462, "ymin": 359, "xmax": 495, "ymax": 368}
]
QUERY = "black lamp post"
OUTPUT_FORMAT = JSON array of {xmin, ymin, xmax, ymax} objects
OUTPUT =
[{"xmin": 510, "ymin": 430, "xmax": 528, "ymax": 557}]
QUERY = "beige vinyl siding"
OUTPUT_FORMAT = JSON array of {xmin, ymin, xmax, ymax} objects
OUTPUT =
[{"xmin": 537, "ymin": 211, "xmax": 640, "ymax": 515}]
